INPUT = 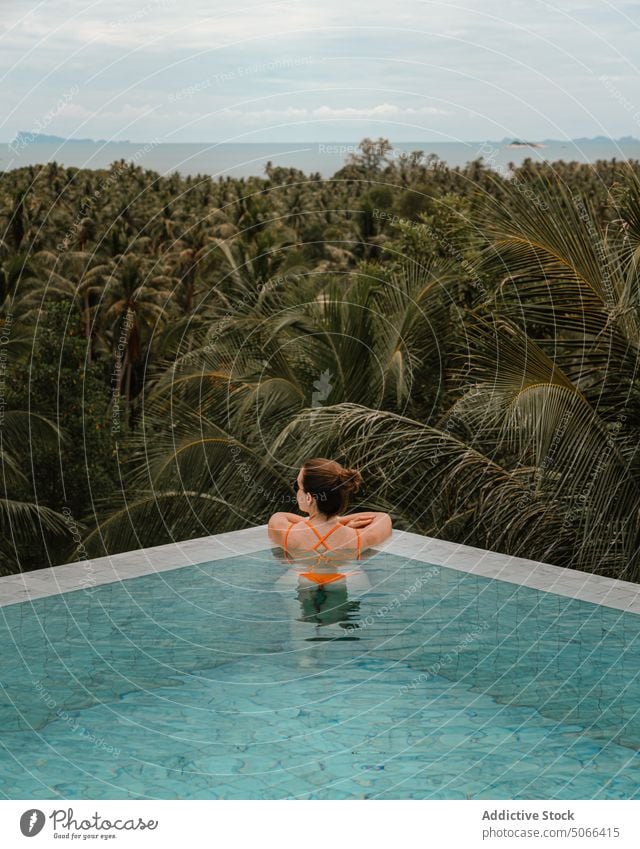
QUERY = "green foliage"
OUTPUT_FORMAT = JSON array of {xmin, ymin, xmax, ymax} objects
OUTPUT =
[
  {"xmin": 7, "ymin": 299, "xmax": 118, "ymax": 570},
  {"xmin": 2, "ymin": 142, "xmax": 640, "ymax": 582}
]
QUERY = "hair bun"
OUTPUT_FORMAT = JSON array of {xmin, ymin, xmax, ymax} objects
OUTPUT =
[{"xmin": 339, "ymin": 466, "xmax": 363, "ymax": 493}]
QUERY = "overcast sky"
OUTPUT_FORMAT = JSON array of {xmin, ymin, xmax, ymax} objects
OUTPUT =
[{"xmin": 1, "ymin": 0, "xmax": 639, "ymax": 143}]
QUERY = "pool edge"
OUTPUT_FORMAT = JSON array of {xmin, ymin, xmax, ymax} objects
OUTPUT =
[{"xmin": 1, "ymin": 525, "xmax": 639, "ymax": 615}]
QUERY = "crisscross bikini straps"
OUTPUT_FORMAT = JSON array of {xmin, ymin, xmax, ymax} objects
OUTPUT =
[
  {"xmin": 306, "ymin": 521, "xmax": 340, "ymax": 551},
  {"xmin": 282, "ymin": 520, "xmax": 361, "ymax": 558},
  {"xmin": 282, "ymin": 521, "xmax": 294, "ymax": 554}
]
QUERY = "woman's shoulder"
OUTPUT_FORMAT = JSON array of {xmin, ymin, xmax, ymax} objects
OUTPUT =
[
  {"xmin": 268, "ymin": 512, "xmax": 303, "ymax": 528},
  {"xmin": 268, "ymin": 512, "xmax": 290, "ymax": 528},
  {"xmin": 267, "ymin": 512, "xmax": 303, "ymax": 545}
]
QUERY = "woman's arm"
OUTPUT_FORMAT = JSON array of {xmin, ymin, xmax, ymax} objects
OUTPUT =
[
  {"xmin": 337, "ymin": 511, "xmax": 383, "ymax": 528},
  {"xmin": 267, "ymin": 511, "xmax": 303, "ymax": 545},
  {"xmin": 349, "ymin": 512, "xmax": 392, "ymax": 548}
]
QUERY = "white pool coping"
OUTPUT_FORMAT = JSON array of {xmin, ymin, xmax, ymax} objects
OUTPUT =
[{"xmin": 0, "ymin": 525, "xmax": 639, "ymax": 614}]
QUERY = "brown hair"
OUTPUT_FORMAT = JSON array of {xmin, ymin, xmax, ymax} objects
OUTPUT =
[{"xmin": 300, "ymin": 457, "xmax": 363, "ymax": 518}]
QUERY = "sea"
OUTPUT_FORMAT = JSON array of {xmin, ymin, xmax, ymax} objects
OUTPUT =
[{"xmin": 2, "ymin": 138, "xmax": 639, "ymax": 179}]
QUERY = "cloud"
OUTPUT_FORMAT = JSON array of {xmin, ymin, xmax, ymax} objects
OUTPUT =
[
  {"xmin": 216, "ymin": 103, "xmax": 452, "ymax": 124},
  {"xmin": 59, "ymin": 102, "xmax": 158, "ymax": 121},
  {"xmin": 2, "ymin": 0, "xmax": 639, "ymax": 142},
  {"xmin": 4, "ymin": 0, "xmax": 329, "ymax": 51}
]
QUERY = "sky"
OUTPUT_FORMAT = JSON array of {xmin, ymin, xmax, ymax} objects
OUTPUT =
[{"xmin": 1, "ymin": 0, "xmax": 639, "ymax": 143}]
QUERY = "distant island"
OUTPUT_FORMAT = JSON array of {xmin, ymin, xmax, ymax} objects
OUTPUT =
[
  {"xmin": 6, "ymin": 134, "xmax": 640, "ymax": 147},
  {"xmin": 507, "ymin": 139, "xmax": 546, "ymax": 149},
  {"xmin": 10, "ymin": 132, "xmax": 131, "ymax": 145},
  {"xmin": 3, "ymin": 134, "xmax": 639, "ymax": 179}
]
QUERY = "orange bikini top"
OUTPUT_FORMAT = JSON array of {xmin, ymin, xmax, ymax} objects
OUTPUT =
[{"xmin": 282, "ymin": 519, "xmax": 361, "ymax": 578}]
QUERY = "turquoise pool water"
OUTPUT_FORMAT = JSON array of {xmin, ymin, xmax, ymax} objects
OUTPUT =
[{"xmin": 1, "ymin": 548, "xmax": 639, "ymax": 800}]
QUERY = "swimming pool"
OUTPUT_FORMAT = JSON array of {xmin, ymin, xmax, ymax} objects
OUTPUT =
[{"xmin": 1, "ymin": 541, "xmax": 639, "ymax": 800}]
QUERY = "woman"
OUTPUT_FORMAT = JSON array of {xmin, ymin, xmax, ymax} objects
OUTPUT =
[{"xmin": 268, "ymin": 457, "xmax": 392, "ymax": 558}]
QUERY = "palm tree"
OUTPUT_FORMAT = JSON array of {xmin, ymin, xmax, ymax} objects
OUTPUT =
[
  {"xmin": 32, "ymin": 249, "xmax": 111, "ymax": 362},
  {"xmin": 101, "ymin": 254, "xmax": 177, "ymax": 417},
  {"xmin": 167, "ymin": 220, "xmax": 215, "ymax": 315},
  {"xmin": 0, "ymin": 409, "xmax": 74, "ymax": 575},
  {"xmin": 80, "ymin": 253, "xmax": 458, "ymax": 555},
  {"xmin": 2, "ymin": 140, "xmax": 639, "ymax": 579},
  {"xmin": 271, "ymin": 169, "xmax": 640, "ymax": 580}
]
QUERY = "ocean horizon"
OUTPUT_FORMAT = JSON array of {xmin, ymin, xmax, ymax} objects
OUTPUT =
[{"xmin": 2, "ymin": 137, "xmax": 640, "ymax": 179}]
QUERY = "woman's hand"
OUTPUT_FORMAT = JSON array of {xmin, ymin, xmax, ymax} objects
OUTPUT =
[
  {"xmin": 280, "ymin": 512, "xmax": 305, "ymax": 523},
  {"xmin": 338, "ymin": 513, "xmax": 377, "ymax": 528}
]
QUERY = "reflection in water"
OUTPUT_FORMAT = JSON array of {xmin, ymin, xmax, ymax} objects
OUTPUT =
[
  {"xmin": 297, "ymin": 583, "xmax": 360, "ymax": 637},
  {"xmin": 272, "ymin": 547, "xmax": 374, "ymax": 644}
]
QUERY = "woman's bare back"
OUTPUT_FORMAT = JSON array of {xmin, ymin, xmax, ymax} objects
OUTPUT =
[{"xmin": 284, "ymin": 519, "xmax": 361, "ymax": 555}]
